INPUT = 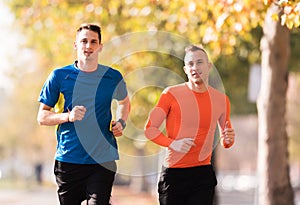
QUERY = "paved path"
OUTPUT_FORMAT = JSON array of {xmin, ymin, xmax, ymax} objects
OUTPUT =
[
  {"xmin": 0, "ymin": 187, "xmax": 59, "ymax": 205},
  {"xmin": 1, "ymin": 185, "xmax": 299, "ymax": 205},
  {"xmin": 0, "ymin": 186, "xmax": 256, "ymax": 205},
  {"xmin": 0, "ymin": 185, "xmax": 158, "ymax": 205}
]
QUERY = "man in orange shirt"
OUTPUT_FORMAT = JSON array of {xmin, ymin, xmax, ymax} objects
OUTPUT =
[{"xmin": 145, "ymin": 45, "xmax": 235, "ymax": 205}]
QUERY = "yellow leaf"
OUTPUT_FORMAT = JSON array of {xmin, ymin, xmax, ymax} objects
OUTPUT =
[
  {"xmin": 286, "ymin": 20, "xmax": 293, "ymax": 29},
  {"xmin": 272, "ymin": 13, "xmax": 279, "ymax": 21},
  {"xmin": 295, "ymin": 3, "xmax": 300, "ymax": 12},
  {"xmin": 263, "ymin": 0, "xmax": 271, "ymax": 6},
  {"xmin": 294, "ymin": 16, "xmax": 300, "ymax": 27},
  {"xmin": 278, "ymin": 0, "xmax": 288, "ymax": 6},
  {"xmin": 281, "ymin": 14, "xmax": 287, "ymax": 25}
]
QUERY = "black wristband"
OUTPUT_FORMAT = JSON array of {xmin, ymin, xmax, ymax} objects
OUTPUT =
[{"xmin": 117, "ymin": 119, "xmax": 126, "ymax": 129}]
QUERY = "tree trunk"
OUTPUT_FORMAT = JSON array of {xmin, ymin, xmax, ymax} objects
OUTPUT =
[{"xmin": 257, "ymin": 2, "xmax": 294, "ymax": 205}]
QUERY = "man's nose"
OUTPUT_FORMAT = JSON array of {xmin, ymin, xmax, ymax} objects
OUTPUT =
[
  {"xmin": 86, "ymin": 42, "xmax": 92, "ymax": 48},
  {"xmin": 191, "ymin": 64, "xmax": 197, "ymax": 70}
]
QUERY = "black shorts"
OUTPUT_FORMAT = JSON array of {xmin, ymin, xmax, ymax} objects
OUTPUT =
[
  {"xmin": 158, "ymin": 165, "xmax": 217, "ymax": 205},
  {"xmin": 54, "ymin": 160, "xmax": 116, "ymax": 205}
]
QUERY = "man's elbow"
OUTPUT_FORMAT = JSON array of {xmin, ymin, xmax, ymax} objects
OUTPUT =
[
  {"xmin": 37, "ymin": 114, "xmax": 46, "ymax": 126},
  {"xmin": 144, "ymin": 126, "xmax": 159, "ymax": 141},
  {"xmin": 37, "ymin": 118, "xmax": 43, "ymax": 126},
  {"xmin": 144, "ymin": 128, "xmax": 150, "ymax": 140}
]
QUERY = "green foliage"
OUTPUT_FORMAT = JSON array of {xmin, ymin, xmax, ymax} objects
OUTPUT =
[{"xmin": 290, "ymin": 29, "xmax": 300, "ymax": 71}]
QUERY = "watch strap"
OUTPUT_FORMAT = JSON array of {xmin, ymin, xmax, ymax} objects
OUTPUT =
[{"xmin": 117, "ymin": 119, "xmax": 126, "ymax": 129}]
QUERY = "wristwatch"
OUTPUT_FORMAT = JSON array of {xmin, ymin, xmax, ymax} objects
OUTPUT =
[{"xmin": 117, "ymin": 119, "xmax": 126, "ymax": 129}]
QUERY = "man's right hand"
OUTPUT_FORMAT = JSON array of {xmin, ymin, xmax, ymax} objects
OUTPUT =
[
  {"xmin": 68, "ymin": 105, "xmax": 86, "ymax": 122},
  {"xmin": 169, "ymin": 138, "xmax": 196, "ymax": 153}
]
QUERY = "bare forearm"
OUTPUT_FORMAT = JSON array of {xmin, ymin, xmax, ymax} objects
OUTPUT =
[
  {"xmin": 111, "ymin": 96, "xmax": 130, "ymax": 136},
  {"xmin": 116, "ymin": 96, "xmax": 130, "ymax": 121},
  {"xmin": 37, "ymin": 110, "xmax": 69, "ymax": 126}
]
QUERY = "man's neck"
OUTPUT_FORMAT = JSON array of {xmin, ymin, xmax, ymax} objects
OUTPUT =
[
  {"xmin": 77, "ymin": 59, "xmax": 98, "ymax": 72},
  {"xmin": 186, "ymin": 81, "xmax": 208, "ymax": 93}
]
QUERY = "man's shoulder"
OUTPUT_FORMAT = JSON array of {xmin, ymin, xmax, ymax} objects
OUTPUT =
[
  {"xmin": 208, "ymin": 86, "xmax": 229, "ymax": 103},
  {"xmin": 208, "ymin": 86, "xmax": 227, "ymax": 96},
  {"xmin": 50, "ymin": 64, "xmax": 77, "ymax": 80},
  {"xmin": 50, "ymin": 64, "xmax": 73, "ymax": 76},
  {"xmin": 98, "ymin": 64, "xmax": 123, "ymax": 78},
  {"xmin": 53, "ymin": 64, "xmax": 75, "ymax": 73}
]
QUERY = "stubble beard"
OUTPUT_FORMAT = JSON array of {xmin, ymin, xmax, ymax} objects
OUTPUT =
[
  {"xmin": 192, "ymin": 76, "xmax": 204, "ymax": 86},
  {"xmin": 192, "ymin": 76, "xmax": 209, "ymax": 90}
]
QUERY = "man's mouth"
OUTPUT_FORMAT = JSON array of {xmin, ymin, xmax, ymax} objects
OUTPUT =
[
  {"xmin": 84, "ymin": 51, "xmax": 93, "ymax": 56},
  {"xmin": 192, "ymin": 71, "xmax": 202, "ymax": 77}
]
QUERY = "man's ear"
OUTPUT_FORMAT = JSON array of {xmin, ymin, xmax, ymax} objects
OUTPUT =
[
  {"xmin": 93, "ymin": 43, "xmax": 103, "ymax": 54},
  {"xmin": 73, "ymin": 41, "xmax": 77, "ymax": 50},
  {"xmin": 98, "ymin": 43, "xmax": 103, "ymax": 52},
  {"xmin": 183, "ymin": 66, "xmax": 187, "ymax": 74},
  {"xmin": 208, "ymin": 62, "xmax": 212, "ymax": 71}
]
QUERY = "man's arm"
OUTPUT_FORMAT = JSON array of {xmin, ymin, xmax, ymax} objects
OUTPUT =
[
  {"xmin": 116, "ymin": 96, "xmax": 130, "ymax": 122},
  {"xmin": 145, "ymin": 107, "xmax": 195, "ymax": 152},
  {"xmin": 144, "ymin": 107, "xmax": 172, "ymax": 147},
  {"xmin": 219, "ymin": 96, "xmax": 235, "ymax": 148},
  {"xmin": 37, "ymin": 103, "xmax": 69, "ymax": 126},
  {"xmin": 37, "ymin": 103, "xmax": 86, "ymax": 126},
  {"xmin": 111, "ymin": 96, "xmax": 130, "ymax": 136},
  {"xmin": 220, "ymin": 121, "xmax": 235, "ymax": 148}
]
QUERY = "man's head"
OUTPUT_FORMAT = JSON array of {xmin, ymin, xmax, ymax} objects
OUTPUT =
[
  {"xmin": 183, "ymin": 45, "xmax": 212, "ymax": 87},
  {"xmin": 184, "ymin": 45, "xmax": 209, "ymax": 62},
  {"xmin": 74, "ymin": 23, "xmax": 103, "ymax": 62}
]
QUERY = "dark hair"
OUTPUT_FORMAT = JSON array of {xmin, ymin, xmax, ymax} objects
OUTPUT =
[{"xmin": 77, "ymin": 23, "xmax": 101, "ymax": 42}]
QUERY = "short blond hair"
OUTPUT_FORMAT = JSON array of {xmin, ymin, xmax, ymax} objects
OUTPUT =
[{"xmin": 184, "ymin": 44, "xmax": 209, "ymax": 62}]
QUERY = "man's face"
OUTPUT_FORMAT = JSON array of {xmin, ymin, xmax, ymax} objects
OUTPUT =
[
  {"xmin": 183, "ymin": 50, "xmax": 211, "ymax": 86},
  {"xmin": 74, "ymin": 29, "xmax": 103, "ymax": 61}
]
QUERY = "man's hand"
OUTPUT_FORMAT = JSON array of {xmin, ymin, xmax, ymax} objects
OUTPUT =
[
  {"xmin": 111, "ymin": 121, "xmax": 124, "ymax": 137},
  {"xmin": 169, "ymin": 138, "xmax": 196, "ymax": 153},
  {"xmin": 68, "ymin": 106, "xmax": 86, "ymax": 122},
  {"xmin": 221, "ymin": 121, "xmax": 235, "ymax": 148}
]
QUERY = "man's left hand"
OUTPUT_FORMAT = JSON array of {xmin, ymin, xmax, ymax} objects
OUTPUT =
[{"xmin": 111, "ymin": 121, "xmax": 123, "ymax": 137}]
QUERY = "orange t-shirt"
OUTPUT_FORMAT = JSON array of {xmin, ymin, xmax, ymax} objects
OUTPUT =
[{"xmin": 145, "ymin": 83, "xmax": 232, "ymax": 168}]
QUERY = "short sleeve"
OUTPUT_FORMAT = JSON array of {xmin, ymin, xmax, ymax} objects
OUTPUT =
[
  {"xmin": 38, "ymin": 71, "xmax": 60, "ymax": 107},
  {"xmin": 113, "ymin": 74, "xmax": 128, "ymax": 101}
]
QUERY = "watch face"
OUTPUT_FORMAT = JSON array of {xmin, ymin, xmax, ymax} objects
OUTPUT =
[{"xmin": 118, "ymin": 119, "xmax": 126, "ymax": 129}]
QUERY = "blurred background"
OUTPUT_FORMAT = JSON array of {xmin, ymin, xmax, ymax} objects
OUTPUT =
[{"xmin": 0, "ymin": 0, "xmax": 300, "ymax": 204}]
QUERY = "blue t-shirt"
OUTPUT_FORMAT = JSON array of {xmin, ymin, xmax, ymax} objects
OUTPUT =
[{"xmin": 38, "ymin": 62, "xmax": 128, "ymax": 164}]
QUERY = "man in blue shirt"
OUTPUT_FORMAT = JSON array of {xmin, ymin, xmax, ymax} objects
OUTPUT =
[{"xmin": 37, "ymin": 23, "xmax": 130, "ymax": 205}]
